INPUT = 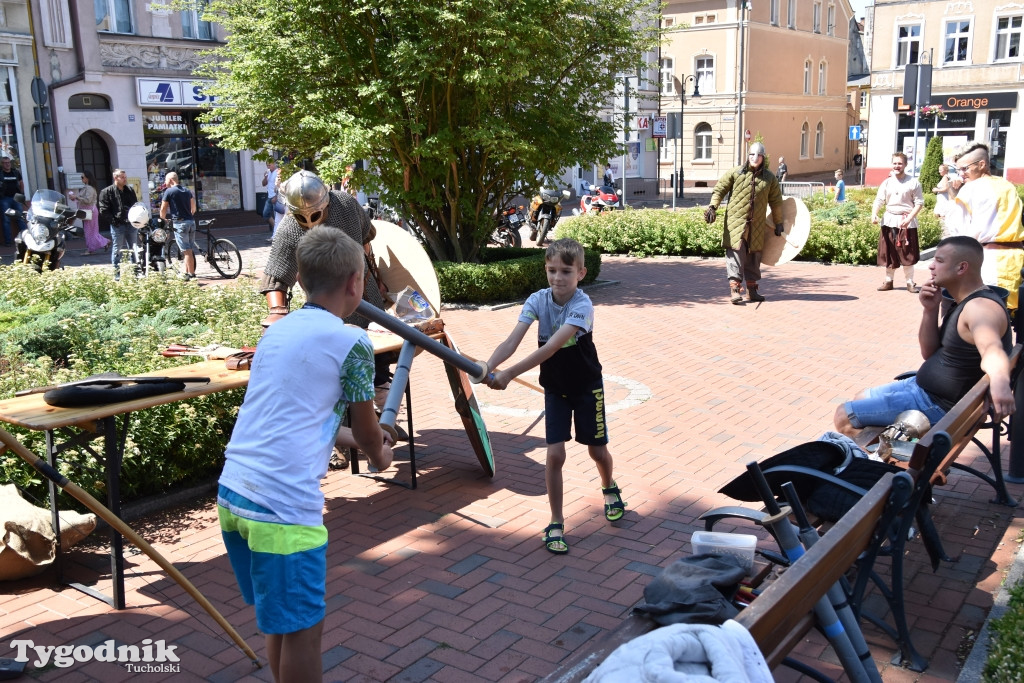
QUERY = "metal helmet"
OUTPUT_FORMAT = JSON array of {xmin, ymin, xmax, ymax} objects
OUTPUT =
[
  {"xmin": 281, "ymin": 170, "xmax": 329, "ymax": 228},
  {"xmin": 128, "ymin": 202, "xmax": 151, "ymax": 229},
  {"xmin": 748, "ymin": 141, "xmax": 767, "ymax": 158},
  {"xmin": 877, "ymin": 410, "xmax": 931, "ymax": 462}
]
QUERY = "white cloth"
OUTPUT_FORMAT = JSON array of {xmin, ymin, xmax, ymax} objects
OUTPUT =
[
  {"xmin": 219, "ymin": 307, "xmax": 375, "ymax": 525},
  {"xmin": 584, "ymin": 620, "xmax": 773, "ymax": 683},
  {"xmin": 873, "ymin": 172, "xmax": 924, "ymax": 228},
  {"xmin": 266, "ymin": 168, "xmax": 279, "ymax": 201}
]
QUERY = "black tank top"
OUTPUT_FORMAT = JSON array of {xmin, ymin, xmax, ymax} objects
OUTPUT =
[{"xmin": 916, "ymin": 288, "xmax": 1012, "ymax": 412}]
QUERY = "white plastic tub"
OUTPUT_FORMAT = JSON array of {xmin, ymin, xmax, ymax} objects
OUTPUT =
[{"xmin": 691, "ymin": 531, "xmax": 757, "ymax": 572}]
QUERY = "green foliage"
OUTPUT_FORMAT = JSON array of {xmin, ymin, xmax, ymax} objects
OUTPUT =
[
  {"xmin": 985, "ymin": 579, "xmax": 1024, "ymax": 681},
  {"xmin": 0, "ymin": 265, "xmax": 265, "ymax": 507},
  {"xmin": 437, "ymin": 247, "xmax": 601, "ymax": 304},
  {"xmin": 919, "ymin": 136, "xmax": 945, "ymax": 196},
  {"xmin": 198, "ymin": 0, "xmax": 660, "ymax": 263}
]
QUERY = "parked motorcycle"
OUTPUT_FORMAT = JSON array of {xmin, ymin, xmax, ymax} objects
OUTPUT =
[
  {"xmin": 491, "ymin": 205, "xmax": 525, "ymax": 248},
  {"xmin": 527, "ymin": 188, "xmax": 571, "ymax": 244},
  {"xmin": 576, "ymin": 184, "xmax": 621, "ymax": 216},
  {"xmin": 128, "ymin": 203, "xmax": 171, "ymax": 275},
  {"xmin": 10, "ymin": 190, "xmax": 84, "ymax": 272}
]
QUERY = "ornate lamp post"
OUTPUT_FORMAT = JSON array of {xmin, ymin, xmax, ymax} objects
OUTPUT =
[{"xmin": 676, "ymin": 74, "xmax": 700, "ymax": 201}]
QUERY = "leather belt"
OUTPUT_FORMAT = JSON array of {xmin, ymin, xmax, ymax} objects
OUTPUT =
[{"xmin": 983, "ymin": 242, "xmax": 1024, "ymax": 250}]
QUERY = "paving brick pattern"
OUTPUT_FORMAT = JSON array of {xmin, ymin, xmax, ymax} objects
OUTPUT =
[{"xmin": 3, "ymin": 245, "xmax": 1024, "ymax": 682}]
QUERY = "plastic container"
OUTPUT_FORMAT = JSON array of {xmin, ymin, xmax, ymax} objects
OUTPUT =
[{"xmin": 691, "ymin": 531, "xmax": 757, "ymax": 572}]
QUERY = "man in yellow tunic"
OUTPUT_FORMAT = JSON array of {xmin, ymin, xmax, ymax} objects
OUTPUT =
[{"xmin": 946, "ymin": 142, "xmax": 1024, "ymax": 311}]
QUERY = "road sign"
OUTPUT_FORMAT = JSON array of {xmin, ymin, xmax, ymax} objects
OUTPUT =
[
  {"xmin": 744, "ymin": 129, "xmax": 752, "ymax": 141},
  {"xmin": 31, "ymin": 77, "xmax": 47, "ymax": 106},
  {"xmin": 849, "ymin": 125, "xmax": 862, "ymax": 141}
]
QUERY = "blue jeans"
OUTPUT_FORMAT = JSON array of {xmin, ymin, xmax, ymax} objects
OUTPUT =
[
  {"xmin": 109, "ymin": 222, "xmax": 138, "ymax": 272},
  {"xmin": 0, "ymin": 195, "xmax": 25, "ymax": 244},
  {"xmin": 173, "ymin": 219, "xmax": 199, "ymax": 252},
  {"xmin": 843, "ymin": 377, "xmax": 947, "ymax": 429}
]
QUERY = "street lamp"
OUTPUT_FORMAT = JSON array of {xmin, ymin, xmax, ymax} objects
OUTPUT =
[{"xmin": 675, "ymin": 75, "xmax": 700, "ymax": 201}]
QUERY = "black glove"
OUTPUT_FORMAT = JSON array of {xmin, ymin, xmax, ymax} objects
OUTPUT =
[
  {"xmin": 774, "ymin": 223, "xmax": 785, "ymax": 236},
  {"xmin": 704, "ymin": 205, "xmax": 717, "ymax": 225}
]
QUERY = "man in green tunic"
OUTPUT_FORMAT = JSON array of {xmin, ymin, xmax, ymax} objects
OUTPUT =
[{"xmin": 707, "ymin": 142, "xmax": 785, "ymax": 304}]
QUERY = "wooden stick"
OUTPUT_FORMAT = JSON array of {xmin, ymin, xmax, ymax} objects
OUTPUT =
[
  {"xmin": 0, "ymin": 427, "xmax": 261, "ymax": 667},
  {"xmin": 462, "ymin": 353, "xmax": 544, "ymax": 394}
]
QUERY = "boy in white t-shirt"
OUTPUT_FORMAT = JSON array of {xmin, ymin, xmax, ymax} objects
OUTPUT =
[
  {"xmin": 218, "ymin": 226, "xmax": 393, "ymax": 682},
  {"xmin": 484, "ymin": 238, "xmax": 625, "ymax": 554}
]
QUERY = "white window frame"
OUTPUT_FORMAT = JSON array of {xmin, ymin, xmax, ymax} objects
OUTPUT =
[
  {"xmin": 814, "ymin": 122, "xmax": 824, "ymax": 157},
  {"xmin": 182, "ymin": 5, "xmax": 213, "ymax": 40},
  {"xmin": 943, "ymin": 18, "xmax": 973, "ymax": 65},
  {"xmin": 993, "ymin": 14, "xmax": 1023, "ymax": 61},
  {"xmin": 827, "ymin": 4, "xmax": 835, "ymax": 35},
  {"xmin": 695, "ymin": 123, "xmax": 713, "ymax": 160},
  {"xmin": 818, "ymin": 60, "xmax": 826, "ymax": 95},
  {"xmin": 813, "ymin": 1, "xmax": 821, "ymax": 33},
  {"xmin": 95, "ymin": 0, "xmax": 133, "ymax": 34},
  {"xmin": 771, "ymin": 0, "xmax": 780, "ymax": 26},
  {"xmin": 860, "ymin": 90, "xmax": 868, "ymax": 108},
  {"xmin": 660, "ymin": 58, "xmax": 675, "ymax": 95},
  {"xmin": 696, "ymin": 56, "xmax": 715, "ymax": 95},
  {"xmin": 788, "ymin": 0, "xmax": 796, "ymax": 29},
  {"xmin": 800, "ymin": 122, "xmax": 809, "ymax": 158},
  {"xmin": 895, "ymin": 22, "xmax": 923, "ymax": 67},
  {"xmin": 803, "ymin": 60, "xmax": 812, "ymax": 94}
]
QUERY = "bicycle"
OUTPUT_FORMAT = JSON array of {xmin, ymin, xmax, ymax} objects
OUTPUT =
[{"xmin": 165, "ymin": 217, "xmax": 242, "ymax": 279}]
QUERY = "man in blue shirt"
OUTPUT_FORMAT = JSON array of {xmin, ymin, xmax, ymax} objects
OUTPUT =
[{"xmin": 159, "ymin": 171, "xmax": 198, "ymax": 280}]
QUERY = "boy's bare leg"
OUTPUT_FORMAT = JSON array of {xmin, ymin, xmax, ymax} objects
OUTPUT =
[
  {"xmin": 545, "ymin": 442, "xmax": 567, "ymax": 534},
  {"xmin": 588, "ymin": 444, "xmax": 618, "ymax": 505},
  {"xmin": 266, "ymin": 620, "xmax": 324, "ymax": 683}
]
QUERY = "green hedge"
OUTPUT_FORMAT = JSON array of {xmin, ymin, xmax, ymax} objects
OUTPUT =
[
  {"xmin": 436, "ymin": 247, "xmax": 601, "ymax": 304},
  {"xmin": 557, "ymin": 188, "xmax": 944, "ymax": 265},
  {"xmin": 0, "ymin": 265, "xmax": 267, "ymax": 507},
  {"xmin": 986, "ymin": 579, "xmax": 1024, "ymax": 680}
]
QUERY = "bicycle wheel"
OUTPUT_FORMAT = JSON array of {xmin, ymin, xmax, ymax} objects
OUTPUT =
[
  {"xmin": 166, "ymin": 242, "xmax": 183, "ymax": 275},
  {"xmin": 211, "ymin": 239, "xmax": 242, "ymax": 278}
]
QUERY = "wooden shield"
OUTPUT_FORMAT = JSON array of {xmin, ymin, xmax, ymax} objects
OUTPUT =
[
  {"xmin": 370, "ymin": 220, "xmax": 441, "ymax": 313},
  {"xmin": 440, "ymin": 331, "xmax": 495, "ymax": 477},
  {"xmin": 761, "ymin": 196, "xmax": 810, "ymax": 267}
]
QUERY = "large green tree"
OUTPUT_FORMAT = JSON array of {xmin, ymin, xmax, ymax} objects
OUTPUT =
[{"xmin": 197, "ymin": 0, "xmax": 660, "ymax": 261}]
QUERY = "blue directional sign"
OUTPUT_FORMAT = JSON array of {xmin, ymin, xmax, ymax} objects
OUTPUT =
[{"xmin": 849, "ymin": 125, "xmax": 862, "ymax": 141}]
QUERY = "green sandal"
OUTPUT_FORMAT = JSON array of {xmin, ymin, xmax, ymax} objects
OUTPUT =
[
  {"xmin": 602, "ymin": 483, "xmax": 626, "ymax": 522},
  {"xmin": 543, "ymin": 523, "xmax": 569, "ymax": 554}
]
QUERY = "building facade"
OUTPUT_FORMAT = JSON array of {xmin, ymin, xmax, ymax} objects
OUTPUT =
[
  {"xmin": 659, "ymin": 0, "xmax": 855, "ymax": 190},
  {"xmin": 865, "ymin": 0, "xmax": 1022, "ymax": 184},
  {"xmin": 36, "ymin": 0, "xmax": 261, "ymax": 224}
]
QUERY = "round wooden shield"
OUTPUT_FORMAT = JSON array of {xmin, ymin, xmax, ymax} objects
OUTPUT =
[
  {"xmin": 761, "ymin": 196, "xmax": 810, "ymax": 267},
  {"xmin": 370, "ymin": 221, "xmax": 441, "ymax": 313}
]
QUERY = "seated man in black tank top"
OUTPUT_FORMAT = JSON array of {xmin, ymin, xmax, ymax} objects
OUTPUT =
[{"xmin": 835, "ymin": 236, "xmax": 1015, "ymax": 436}]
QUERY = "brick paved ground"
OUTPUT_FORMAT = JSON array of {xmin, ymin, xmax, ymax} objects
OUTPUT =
[{"xmin": 3, "ymin": 232, "xmax": 1024, "ymax": 682}]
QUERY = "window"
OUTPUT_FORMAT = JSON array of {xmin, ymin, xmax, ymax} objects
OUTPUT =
[
  {"xmin": 663, "ymin": 17, "xmax": 675, "ymax": 28},
  {"xmin": 803, "ymin": 60, "xmax": 812, "ymax": 94},
  {"xmin": 815, "ymin": 122, "xmax": 824, "ymax": 156},
  {"xmin": 813, "ymin": 2, "xmax": 821, "ymax": 33},
  {"xmin": 944, "ymin": 20, "xmax": 971, "ymax": 64},
  {"xmin": 771, "ymin": 0, "xmax": 780, "ymax": 26},
  {"xmin": 800, "ymin": 122, "xmax": 809, "ymax": 157},
  {"xmin": 995, "ymin": 16, "xmax": 1022, "ymax": 60},
  {"xmin": 696, "ymin": 56, "xmax": 715, "ymax": 94},
  {"xmin": 695, "ymin": 123, "xmax": 712, "ymax": 160},
  {"xmin": 896, "ymin": 24, "xmax": 921, "ymax": 66},
  {"xmin": 69, "ymin": 94, "xmax": 112, "ymax": 110},
  {"xmin": 660, "ymin": 58, "xmax": 675, "ymax": 95},
  {"xmin": 788, "ymin": 0, "xmax": 796, "ymax": 29},
  {"xmin": 827, "ymin": 4, "xmax": 835, "ymax": 35},
  {"xmin": 818, "ymin": 61, "xmax": 826, "ymax": 94},
  {"xmin": 95, "ymin": 0, "xmax": 132, "ymax": 33},
  {"xmin": 182, "ymin": 2, "xmax": 212, "ymax": 40},
  {"xmin": 860, "ymin": 90, "xmax": 868, "ymax": 108}
]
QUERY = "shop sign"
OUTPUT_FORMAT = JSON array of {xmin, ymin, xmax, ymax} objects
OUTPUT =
[
  {"xmin": 894, "ymin": 91, "xmax": 1018, "ymax": 112},
  {"xmin": 137, "ymin": 79, "xmax": 217, "ymax": 108},
  {"xmin": 652, "ymin": 115, "xmax": 667, "ymax": 138}
]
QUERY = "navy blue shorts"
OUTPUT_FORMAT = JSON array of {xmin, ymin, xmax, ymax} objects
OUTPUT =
[{"xmin": 544, "ymin": 384, "xmax": 609, "ymax": 446}]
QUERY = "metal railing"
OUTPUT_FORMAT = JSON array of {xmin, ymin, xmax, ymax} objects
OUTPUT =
[{"xmin": 780, "ymin": 182, "xmax": 825, "ymax": 198}]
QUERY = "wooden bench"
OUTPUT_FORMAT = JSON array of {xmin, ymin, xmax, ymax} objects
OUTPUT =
[{"xmin": 540, "ymin": 473, "xmax": 900, "ymax": 682}]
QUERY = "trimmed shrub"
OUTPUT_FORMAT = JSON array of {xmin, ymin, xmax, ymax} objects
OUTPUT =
[{"xmin": 437, "ymin": 247, "xmax": 601, "ymax": 304}]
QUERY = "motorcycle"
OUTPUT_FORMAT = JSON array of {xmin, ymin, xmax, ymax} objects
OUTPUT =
[
  {"xmin": 576, "ymin": 184, "xmax": 621, "ymax": 216},
  {"xmin": 527, "ymin": 188, "xmax": 571, "ymax": 244},
  {"xmin": 491, "ymin": 205, "xmax": 525, "ymax": 248},
  {"xmin": 128, "ymin": 203, "xmax": 172, "ymax": 275},
  {"xmin": 10, "ymin": 190, "xmax": 84, "ymax": 272}
]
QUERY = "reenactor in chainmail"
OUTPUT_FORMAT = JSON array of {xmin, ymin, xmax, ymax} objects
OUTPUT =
[{"xmin": 260, "ymin": 170, "xmax": 404, "ymax": 451}]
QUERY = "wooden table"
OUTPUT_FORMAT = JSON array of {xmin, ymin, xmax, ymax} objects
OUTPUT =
[{"xmin": 0, "ymin": 330, "xmax": 420, "ymax": 609}]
